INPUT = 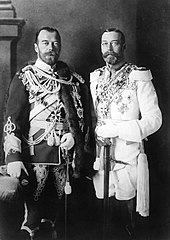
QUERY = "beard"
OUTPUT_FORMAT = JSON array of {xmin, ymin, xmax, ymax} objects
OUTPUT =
[
  {"xmin": 102, "ymin": 51, "xmax": 120, "ymax": 65},
  {"xmin": 39, "ymin": 51, "xmax": 59, "ymax": 66}
]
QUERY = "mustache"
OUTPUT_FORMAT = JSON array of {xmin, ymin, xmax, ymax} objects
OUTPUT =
[
  {"xmin": 45, "ymin": 51, "xmax": 57, "ymax": 56},
  {"xmin": 103, "ymin": 51, "xmax": 119, "ymax": 58}
]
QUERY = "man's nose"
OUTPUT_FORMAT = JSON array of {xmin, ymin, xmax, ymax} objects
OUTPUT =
[
  {"xmin": 108, "ymin": 42, "xmax": 113, "ymax": 51},
  {"xmin": 48, "ymin": 42, "xmax": 54, "ymax": 50}
]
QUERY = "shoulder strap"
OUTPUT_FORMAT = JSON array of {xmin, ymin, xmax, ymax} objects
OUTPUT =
[{"xmin": 129, "ymin": 68, "xmax": 152, "ymax": 82}]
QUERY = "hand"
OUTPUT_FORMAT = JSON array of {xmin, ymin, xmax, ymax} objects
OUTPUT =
[
  {"xmin": 60, "ymin": 133, "xmax": 75, "ymax": 150},
  {"xmin": 7, "ymin": 161, "xmax": 28, "ymax": 178},
  {"xmin": 96, "ymin": 124, "xmax": 118, "ymax": 138}
]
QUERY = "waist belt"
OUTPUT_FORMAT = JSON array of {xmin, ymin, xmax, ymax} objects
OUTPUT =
[
  {"xmin": 111, "ymin": 158, "xmax": 130, "ymax": 165},
  {"xmin": 29, "ymin": 120, "xmax": 69, "ymax": 137}
]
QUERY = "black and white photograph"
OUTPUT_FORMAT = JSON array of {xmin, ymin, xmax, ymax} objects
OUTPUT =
[{"xmin": 0, "ymin": 0, "xmax": 169, "ymax": 239}]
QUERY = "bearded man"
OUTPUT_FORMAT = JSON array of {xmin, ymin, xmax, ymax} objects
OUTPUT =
[
  {"xmin": 2, "ymin": 26, "xmax": 92, "ymax": 239},
  {"xmin": 90, "ymin": 28, "xmax": 162, "ymax": 237}
]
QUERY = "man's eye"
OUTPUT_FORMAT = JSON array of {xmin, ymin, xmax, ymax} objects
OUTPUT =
[
  {"xmin": 111, "ymin": 41, "xmax": 119, "ymax": 46},
  {"xmin": 42, "ymin": 42, "xmax": 48, "ymax": 46},
  {"xmin": 54, "ymin": 42, "xmax": 60, "ymax": 47},
  {"xmin": 101, "ymin": 42, "xmax": 107, "ymax": 46}
]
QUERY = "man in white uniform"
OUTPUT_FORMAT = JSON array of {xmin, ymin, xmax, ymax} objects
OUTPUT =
[{"xmin": 90, "ymin": 28, "xmax": 162, "ymax": 235}]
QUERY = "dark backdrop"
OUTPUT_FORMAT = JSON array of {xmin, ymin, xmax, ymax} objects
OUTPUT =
[
  {"xmin": 0, "ymin": 0, "xmax": 170, "ymax": 239},
  {"xmin": 136, "ymin": 1, "xmax": 170, "ymax": 238}
]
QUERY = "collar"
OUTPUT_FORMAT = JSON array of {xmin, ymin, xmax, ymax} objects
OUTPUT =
[
  {"xmin": 106, "ymin": 60, "xmax": 126, "ymax": 72},
  {"xmin": 34, "ymin": 58, "xmax": 56, "ymax": 74}
]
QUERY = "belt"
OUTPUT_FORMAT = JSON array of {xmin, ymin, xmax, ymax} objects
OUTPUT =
[
  {"xmin": 111, "ymin": 158, "xmax": 130, "ymax": 165},
  {"xmin": 29, "ymin": 120, "xmax": 69, "ymax": 137}
]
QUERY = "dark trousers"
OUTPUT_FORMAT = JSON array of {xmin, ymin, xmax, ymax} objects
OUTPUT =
[{"xmin": 22, "ymin": 169, "xmax": 65, "ymax": 232}]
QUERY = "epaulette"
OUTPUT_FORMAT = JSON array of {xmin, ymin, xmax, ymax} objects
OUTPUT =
[
  {"xmin": 90, "ymin": 66, "xmax": 105, "ymax": 83},
  {"xmin": 71, "ymin": 72, "xmax": 85, "ymax": 84},
  {"xmin": 90, "ymin": 72, "xmax": 99, "ymax": 82},
  {"xmin": 21, "ymin": 65, "xmax": 34, "ymax": 73},
  {"xmin": 16, "ymin": 65, "xmax": 33, "ymax": 77},
  {"xmin": 93, "ymin": 66, "xmax": 105, "ymax": 74},
  {"xmin": 134, "ymin": 66, "xmax": 148, "ymax": 71},
  {"xmin": 129, "ymin": 66, "xmax": 152, "ymax": 82}
]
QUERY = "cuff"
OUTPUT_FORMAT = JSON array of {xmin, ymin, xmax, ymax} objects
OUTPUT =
[{"xmin": 5, "ymin": 151, "xmax": 22, "ymax": 164}]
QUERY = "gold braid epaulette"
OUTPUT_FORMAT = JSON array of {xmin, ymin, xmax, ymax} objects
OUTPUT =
[{"xmin": 71, "ymin": 71, "xmax": 85, "ymax": 84}]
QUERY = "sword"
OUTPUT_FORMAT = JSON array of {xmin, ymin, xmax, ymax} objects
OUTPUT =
[
  {"xmin": 63, "ymin": 149, "xmax": 72, "ymax": 240},
  {"xmin": 102, "ymin": 138, "xmax": 111, "ymax": 240}
]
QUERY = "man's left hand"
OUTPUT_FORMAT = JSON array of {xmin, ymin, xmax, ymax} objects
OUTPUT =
[
  {"xmin": 60, "ymin": 133, "xmax": 75, "ymax": 150},
  {"xmin": 96, "ymin": 124, "xmax": 118, "ymax": 138}
]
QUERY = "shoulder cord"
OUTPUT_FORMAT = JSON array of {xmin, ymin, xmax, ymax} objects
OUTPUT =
[{"xmin": 31, "ymin": 65, "xmax": 73, "ymax": 86}]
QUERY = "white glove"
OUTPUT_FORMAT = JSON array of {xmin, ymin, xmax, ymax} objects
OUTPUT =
[
  {"xmin": 7, "ymin": 161, "xmax": 28, "ymax": 178},
  {"xmin": 60, "ymin": 133, "xmax": 75, "ymax": 150},
  {"xmin": 96, "ymin": 124, "xmax": 118, "ymax": 138}
]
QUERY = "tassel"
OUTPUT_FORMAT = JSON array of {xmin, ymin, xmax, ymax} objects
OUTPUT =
[
  {"xmin": 136, "ymin": 153, "xmax": 149, "ymax": 217},
  {"xmin": 47, "ymin": 131, "xmax": 55, "ymax": 146},
  {"xmin": 30, "ymin": 145, "xmax": 34, "ymax": 156},
  {"xmin": 93, "ymin": 157, "xmax": 101, "ymax": 170},
  {"xmin": 64, "ymin": 149, "xmax": 72, "ymax": 194},
  {"xmin": 64, "ymin": 181, "xmax": 72, "ymax": 195},
  {"xmin": 71, "ymin": 159, "xmax": 75, "ymax": 169},
  {"xmin": 29, "ymin": 137, "xmax": 34, "ymax": 155},
  {"xmin": 54, "ymin": 132, "xmax": 60, "ymax": 146}
]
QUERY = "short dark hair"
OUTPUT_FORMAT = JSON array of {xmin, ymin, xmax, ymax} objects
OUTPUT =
[
  {"xmin": 103, "ymin": 28, "xmax": 125, "ymax": 44},
  {"xmin": 35, "ymin": 26, "xmax": 61, "ymax": 43}
]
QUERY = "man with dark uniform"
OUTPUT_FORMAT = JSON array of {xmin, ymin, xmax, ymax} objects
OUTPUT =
[
  {"xmin": 3, "ymin": 26, "xmax": 92, "ymax": 239},
  {"xmin": 90, "ymin": 28, "xmax": 162, "ymax": 237}
]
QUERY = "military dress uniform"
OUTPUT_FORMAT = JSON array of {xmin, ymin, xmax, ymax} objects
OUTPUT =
[
  {"xmin": 90, "ymin": 63, "xmax": 162, "ymax": 217},
  {"xmin": 3, "ymin": 58, "xmax": 90, "ymax": 238}
]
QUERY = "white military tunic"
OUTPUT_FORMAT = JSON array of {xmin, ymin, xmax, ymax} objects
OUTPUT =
[{"xmin": 90, "ymin": 63, "xmax": 162, "ymax": 216}]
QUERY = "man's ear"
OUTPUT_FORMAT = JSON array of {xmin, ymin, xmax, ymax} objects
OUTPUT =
[
  {"xmin": 123, "ymin": 43, "xmax": 126, "ymax": 50},
  {"xmin": 34, "ymin": 43, "xmax": 38, "ymax": 53}
]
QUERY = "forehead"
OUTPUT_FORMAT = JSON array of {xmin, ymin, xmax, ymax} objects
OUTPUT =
[
  {"xmin": 101, "ymin": 31, "xmax": 121, "ymax": 42},
  {"xmin": 37, "ymin": 30, "xmax": 60, "ymax": 42}
]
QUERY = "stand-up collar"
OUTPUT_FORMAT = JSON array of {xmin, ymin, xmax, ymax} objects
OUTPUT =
[
  {"xmin": 34, "ymin": 58, "xmax": 56, "ymax": 73},
  {"xmin": 106, "ymin": 60, "xmax": 126, "ymax": 72}
]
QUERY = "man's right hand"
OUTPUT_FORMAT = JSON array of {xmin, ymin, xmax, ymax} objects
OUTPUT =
[{"xmin": 7, "ymin": 161, "xmax": 28, "ymax": 178}]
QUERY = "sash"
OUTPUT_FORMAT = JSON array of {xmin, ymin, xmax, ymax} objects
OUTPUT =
[{"xmin": 29, "ymin": 93, "xmax": 58, "ymax": 121}]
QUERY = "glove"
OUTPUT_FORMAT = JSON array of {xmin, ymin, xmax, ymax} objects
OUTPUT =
[
  {"xmin": 96, "ymin": 124, "xmax": 118, "ymax": 138},
  {"xmin": 60, "ymin": 133, "xmax": 75, "ymax": 150},
  {"xmin": 0, "ymin": 164, "xmax": 36, "ymax": 201},
  {"xmin": 7, "ymin": 161, "xmax": 28, "ymax": 178}
]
